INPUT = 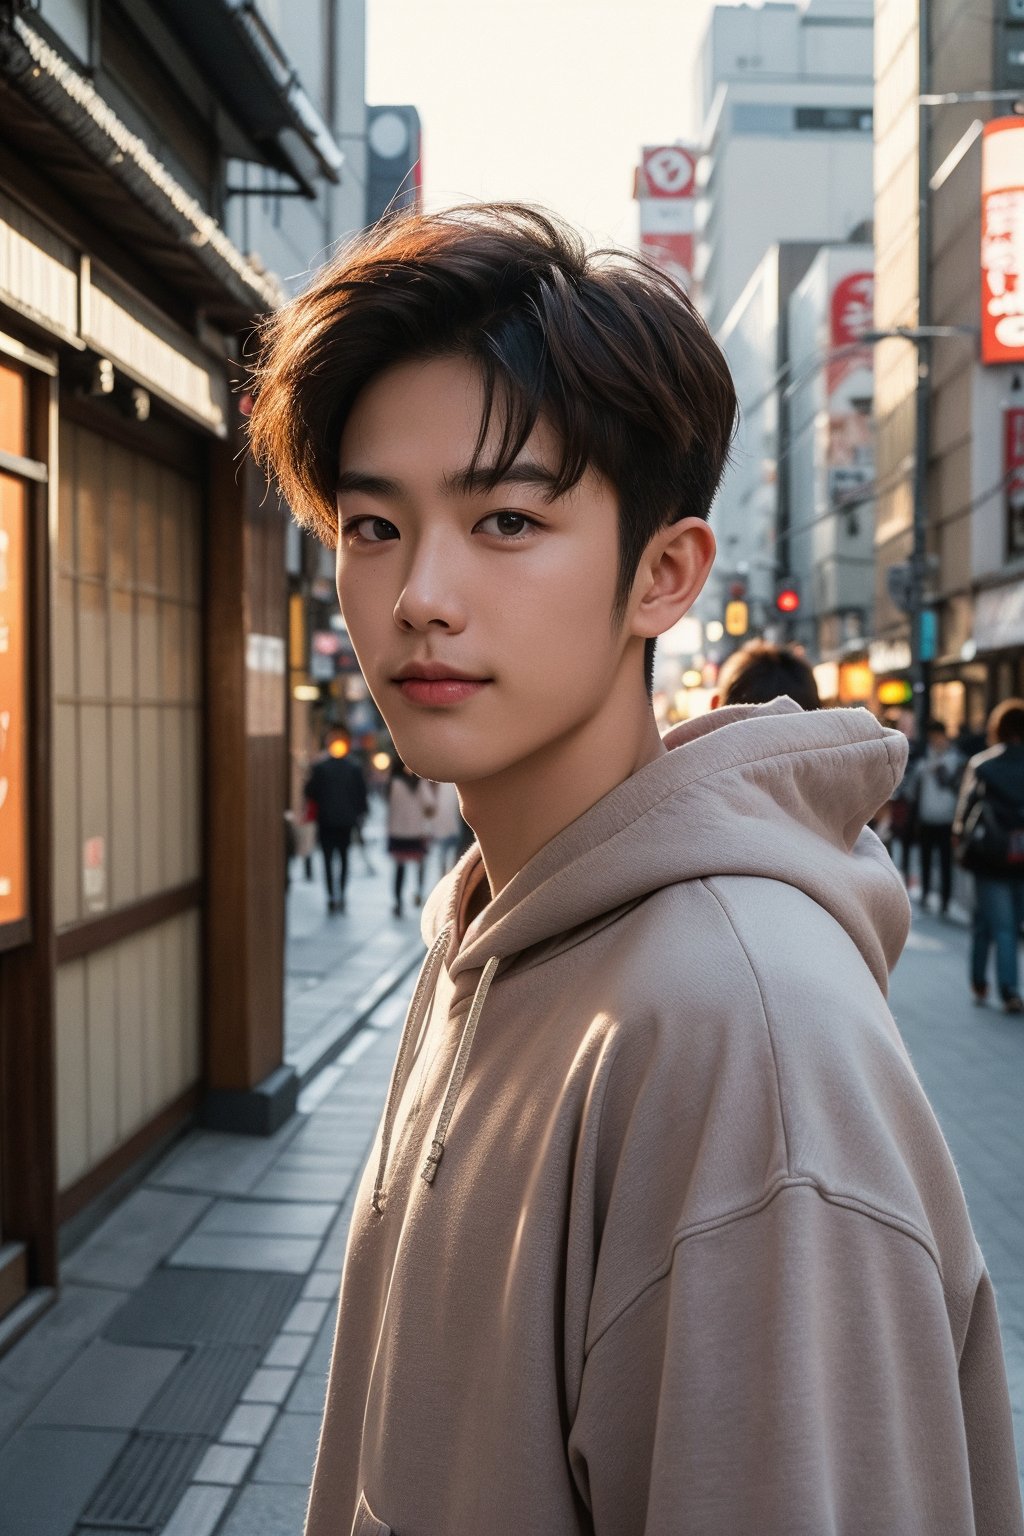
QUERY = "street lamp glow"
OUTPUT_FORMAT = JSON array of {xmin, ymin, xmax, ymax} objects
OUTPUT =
[{"xmin": 705, "ymin": 620, "xmax": 724, "ymax": 642}]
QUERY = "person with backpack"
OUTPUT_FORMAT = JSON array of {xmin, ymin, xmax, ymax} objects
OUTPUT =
[{"xmin": 954, "ymin": 698, "xmax": 1024, "ymax": 1012}]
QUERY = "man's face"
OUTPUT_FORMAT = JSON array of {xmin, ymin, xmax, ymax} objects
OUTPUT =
[{"xmin": 335, "ymin": 354, "xmax": 641, "ymax": 785}]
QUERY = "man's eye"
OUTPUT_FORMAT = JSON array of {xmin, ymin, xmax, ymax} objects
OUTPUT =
[
  {"xmin": 343, "ymin": 517, "xmax": 399, "ymax": 543},
  {"xmin": 476, "ymin": 511, "xmax": 537, "ymax": 539}
]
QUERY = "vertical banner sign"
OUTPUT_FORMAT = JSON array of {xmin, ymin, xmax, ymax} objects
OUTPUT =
[
  {"xmin": 981, "ymin": 118, "xmax": 1024, "ymax": 364},
  {"xmin": 826, "ymin": 263, "xmax": 875, "ymax": 515},
  {"xmin": 1006, "ymin": 403, "xmax": 1024, "ymax": 555},
  {"xmin": 633, "ymin": 145, "xmax": 697, "ymax": 292}
]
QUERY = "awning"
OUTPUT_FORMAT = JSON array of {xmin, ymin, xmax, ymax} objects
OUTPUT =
[
  {"xmin": 151, "ymin": 0, "xmax": 344, "ymax": 191},
  {"xmin": 975, "ymin": 580, "xmax": 1024, "ymax": 653},
  {"xmin": 0, "ymin": 13, "xmax": 284, "ymax": 326}
]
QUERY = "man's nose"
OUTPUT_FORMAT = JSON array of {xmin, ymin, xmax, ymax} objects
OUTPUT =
[{"xmin": 393, "ymin": 539, "xmax": 467, "ymax": 633}]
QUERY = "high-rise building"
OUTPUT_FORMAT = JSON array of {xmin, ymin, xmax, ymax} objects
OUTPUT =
[{"xmin": 695, "ymin": 0, "xmax": 875, "ymax": 337}]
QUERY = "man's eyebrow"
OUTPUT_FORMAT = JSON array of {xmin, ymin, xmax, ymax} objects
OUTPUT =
[
  {"xmin": 336, "ymin": 470, "xmax": 403, "ymax": 499},
  {"xmin": 337, "ymin": 461, "xmax": 563, "ymax": 501},
  {"xmin": 444, "ymin": 461, "xmax": 561, "ymax": 498}
]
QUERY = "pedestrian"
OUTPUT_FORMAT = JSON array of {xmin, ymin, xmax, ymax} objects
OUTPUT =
[
  {"xmin": 883, "ymin": 707, "xmax": 922, "ymax": 891},
  {"xmin": 428, "ymin": 780, "xmax": 465, "ymax": 877},
  {"xmin": 711, "ymin": 637, "xmax": 821, "ymax": 709},
  {"xmin": 954, "ymin": 697, "xmax": 1024, "ymax": 1013},
  {"xmin": 303, "ymin": 730, "xmax": 369, "ymax": 914},
  {"xmin": 911, "ymin": 717, "xmax": 963, "ymax": 916},
  {"xmin": 250, "ymin": 203, "xmax": 1023, "ymax": 1535},
  {"xmin": 386, "ymin": 762, "xmax": 436, "ymax": 917}
]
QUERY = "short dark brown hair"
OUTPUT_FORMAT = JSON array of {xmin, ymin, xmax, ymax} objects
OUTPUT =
[
  {"xmin": 716, "ymin": 640, "xmax": 821, "ymax": 711},
  {"xmin": 989, "ymin": 697, "xmax": 1024, "ymax": 744},
  {"xmin": 248, "ymin": 203, "xmax": 737, "ymax": 679}
]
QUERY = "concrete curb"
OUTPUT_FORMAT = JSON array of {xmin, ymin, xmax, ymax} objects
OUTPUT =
[{"xmin": 290, "ymin": 947, "xmax": 424, "ymax": 1089}]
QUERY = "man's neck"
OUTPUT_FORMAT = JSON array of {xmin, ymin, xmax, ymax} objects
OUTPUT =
[{"xmin": 458, "ymin": 690, "xmax": 665, "ymax": 900}]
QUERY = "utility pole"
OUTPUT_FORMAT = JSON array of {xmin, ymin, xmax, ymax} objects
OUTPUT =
[{"xmin": 911, "ymin": 0, "xmax": 933, "ymax": 746}]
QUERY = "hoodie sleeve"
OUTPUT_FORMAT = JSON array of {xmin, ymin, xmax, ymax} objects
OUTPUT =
[{"xmin": 568, "ymin": 1180, "xmax": 1022, "ymax": 1536}]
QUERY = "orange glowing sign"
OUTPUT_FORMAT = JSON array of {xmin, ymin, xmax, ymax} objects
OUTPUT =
[{"xmin": 0, "ymin": 471, "xmax": 28, "ymax": 927}]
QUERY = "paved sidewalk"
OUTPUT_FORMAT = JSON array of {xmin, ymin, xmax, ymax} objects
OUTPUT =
[
  {"xmin": 0, "ymin": 810, "xmax": 430, "ymax": 1536},
  {"xmin": 285, "ymin": 801, "xmax": 437, "ymax": 1082}
]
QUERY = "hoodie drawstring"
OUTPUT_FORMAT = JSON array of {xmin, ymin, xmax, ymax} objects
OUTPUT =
[
  {"xmin": 371, "ymin": 930, "xmax": 450, "ymax": 1215},
  {"xmin": 421, "ymin": 955, "xmax": 500, "ymax": 1186}
]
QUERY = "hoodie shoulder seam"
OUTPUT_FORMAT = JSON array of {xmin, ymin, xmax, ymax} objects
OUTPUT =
[
  {"xmin": 583, "ymin": 1177, "xmax": 945, "ymax": 1359},
  {"xmin": 697, "ymin": 876, "xmax": 791, "ymax": 1172}
]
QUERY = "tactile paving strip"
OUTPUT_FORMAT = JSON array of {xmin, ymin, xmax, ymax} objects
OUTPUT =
[
  {"xmin": 104, "ymin": 1266, "xmax": 303, "ymax": 1348},
  {"xmin": 140, "ymin": 1343, "xmax": 262, "ymax": 1436},
  {"xmin": 78, "ymin": 1433, "xmax": 206, "ymax": 1530}
]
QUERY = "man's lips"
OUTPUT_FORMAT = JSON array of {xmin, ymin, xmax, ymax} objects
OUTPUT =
[{"xmin": 391, "ymin": 666, "xmax": 493, "ymax": 707}]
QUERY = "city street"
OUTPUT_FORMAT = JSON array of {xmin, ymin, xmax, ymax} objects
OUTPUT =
[{"xmin": 0, "ymin": 838, "xmax": 1021, "ymax": 1533}]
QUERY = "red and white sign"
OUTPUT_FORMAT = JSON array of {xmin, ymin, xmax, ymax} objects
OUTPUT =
[
  {"xmin": 981, "ymin": 118, "xmax": 1024, "ymax": 365},
  {"xmin": 1006, "ymin": 405, "xmax": 1024, "ymax": 554},
  {"xmin": 827, "ymin": 270, "xmax": 874, "ymax": 393},
  {"xmin": 634, "ymin": 144, "xmax": 697, "ymax": 292}
]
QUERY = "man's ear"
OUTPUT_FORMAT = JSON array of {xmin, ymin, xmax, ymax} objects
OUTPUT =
[{"xmin": 629, "ymin": 517, "xmax": 716, "ymax": 640}]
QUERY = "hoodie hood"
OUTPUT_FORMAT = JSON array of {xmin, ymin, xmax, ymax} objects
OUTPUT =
[{"xmin": 424, "ymin": 697, "xmax": 910, "ymax": 995}]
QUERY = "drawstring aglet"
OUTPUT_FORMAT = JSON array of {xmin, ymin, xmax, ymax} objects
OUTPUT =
[
  {"xmin": 421, "ymin": 1139, "xmax": 445, "ymax": 1184},
  {"xmin": 371, "ymin": 1189, "xmax": 385, "ymax": 1216}
]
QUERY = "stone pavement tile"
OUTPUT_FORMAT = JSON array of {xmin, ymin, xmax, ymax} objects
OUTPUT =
[
  {"xmin": 221, "ymin": 1402, "xmax": 278, "ymax": 1446},
  {"xmin": 150, "ymin": 1121, "xmax": 303, "ymax": 1198},
  {"xmin": 28, "ymin": 1337, "xmax": 183, "ymax": 1429},
  {"xmin": 282, "ymin": 1298, "xmax": 330, "ymax": 1335},
  {"xmin": 302, "ymin": 1271, "xmax": 339, "ymax": 1300},
  {"xmin": 286, "ymin": 1371, "xmax": 329, "ymax": 1415},
  {"xmin": 250, "ymin": 1168, "xmax": 355, "ymax": 1203},
  {"xmin": 196, "ymin": 1200, "xmax": 336, "ymax": 1239},
  {"xmin": 263, "ymin": 1333, "xmax": 312, "ymax": 1370},
  {"xmin": 193, "ymin": 1442, "xmax": 256, "ymax": 1485},
  {"xmin": 216, "ymin": 1480, "xmax": 309, "ymax": 1536},
  {"xmin": 241, "ymin": 1366, "xmax": 299, "ymax": 1405},
  {"xmin": 0, "ymin": 1425, "xmax": 127, "ymax": 1536},
  {"xmin": 168, "ymin": 1233, "xmax": 321, "ymax": 1274},
  {"xmin": 251, "ymin": 1410, "xmax": 321, "ymax": 1484},
  {"xmin": 61, "ymin": 1188, "xmax": 210, "ymax": 1290},
  {"xmin": 0, "ymin": 1285, "xmax": 129, "ymax": 1444},
  {"xmin": 160, "ymin": 1482, "xmax": 234, "ymax": 1536}
]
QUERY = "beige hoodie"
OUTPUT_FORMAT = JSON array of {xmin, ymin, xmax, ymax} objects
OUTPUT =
[{"xmin": 306, "ymin": 698, "xmax": 1023, "ymax": 1536}]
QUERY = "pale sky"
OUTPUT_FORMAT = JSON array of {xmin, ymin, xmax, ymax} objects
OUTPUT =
[{"xmin": 366, "ymin": 0, "xmax": 732, "ymax": 249}]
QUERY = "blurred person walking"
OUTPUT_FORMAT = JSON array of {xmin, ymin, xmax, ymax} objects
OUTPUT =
[
  {"xmin": 387, "ymin": 762, "xmax": 437, "ymax": 917},
  {"xmin": 430, "ymin": 780, "xmax": 465, "ymax": 877},
  {"xmin": 882, "ymin": 708, "xmax": 922, "ymax": 892},
  {"xmin": 910, "ymin": 719, "xmax": 963, "ymax": 916},
  {"xmin": 711, "ymin": 638, "xmax": 821, "ymax": 710},
  {"xmin": 954, "ymin": 699, "xmax": 1024, "ymax": 1013},
  {"xmin": 304, "ymin": 730, "xmax": 369, "ymax": 915}
]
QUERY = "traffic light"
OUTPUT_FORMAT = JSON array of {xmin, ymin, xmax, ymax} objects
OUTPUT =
[
  {"xmin": 724, "ymin": 600, "xmax": 749, "ymax": 637},
  {"xmin": 775, "ymin": 580, "xmax": 800, "ymax": 614}
]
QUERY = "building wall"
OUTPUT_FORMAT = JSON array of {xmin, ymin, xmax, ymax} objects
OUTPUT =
[
  {"xmin": 787, "ymin": 244, "xmax": 875, "ymax": 657},
  {"xmin": 695, "ymin": 0, "xmax": 875, "ymax": 335},
  {"xmin": 52, "ymin": 421, "xmax": 203, "ymax": 1191}
]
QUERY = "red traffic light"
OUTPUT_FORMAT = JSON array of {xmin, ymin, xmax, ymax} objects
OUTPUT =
[{"xmin": 776, "ymin": 587, "xmax": 800, "ymax": 613}]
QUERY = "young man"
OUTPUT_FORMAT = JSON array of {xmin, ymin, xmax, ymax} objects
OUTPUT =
[{"xmin": 251, "ymin": 205, "xmax": 1022, "ymax": 1536}]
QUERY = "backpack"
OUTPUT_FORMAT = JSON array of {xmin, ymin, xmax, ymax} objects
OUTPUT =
[{"xmin": 956, "ymin": 776, "xmax": 1024, "ymax": 875}]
